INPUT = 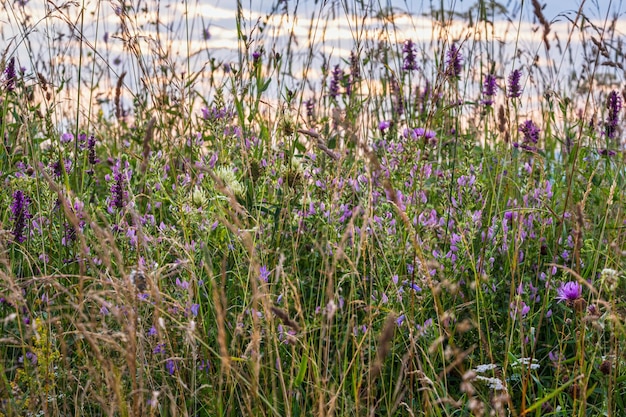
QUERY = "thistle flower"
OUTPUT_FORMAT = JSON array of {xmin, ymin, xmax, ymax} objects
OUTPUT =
[
  {"xmin": 605, "ymin": 90, "xmax": 622, "ymax": 140},
  {"xmin": 507, "ymin": 69, "xmax": 522, "ymax": 98},
  {"xmin": 3, "ymin": 57, "xmax": 16, "ymax": 92},
  {"xmin": 556, "ymin": 281, "xmax": 582, "ymax": 302},
  {"xmin": 402, "ymin": 39, "xmax": 418, "ymax": 72},
  {"xmin": 11, "ymin": 190, "xmax": 31, "ymax": 243},
  {"xmin": 329, "ymin": 65, "xmax": 343, "ymax": 98},
  {"xmin": 446, "ymin": 43, "xmax": 463, "ymax": 78},
  {"xmin": 482, "ymin": 74, "xmax": 497, "ymax": 106}
]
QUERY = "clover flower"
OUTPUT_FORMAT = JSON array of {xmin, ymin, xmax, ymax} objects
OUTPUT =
[
  {"xmin": 605, "ymin": 90, "xmax": 622, "ymax": 140},
  {"xmin": 402, "ymin": 39, "xmax": 418, "ymax": 72},
  {"xmin": 446, "ymin": 43, "xmax": 463, "ymax": 78},
  {"xmin": 482, "ymin": 73, "xmax": 497, "ymax": 106},
  {"xmin": 556, "ymin": 281, "xmax": 582, "ymax": 302},
  {"xmin": 507, "ymin": 69, "xmax": 522, "ymax": 98},
  {"xmin": 11, "ymin": 190, "xmax": 31, "ymax": 243}
]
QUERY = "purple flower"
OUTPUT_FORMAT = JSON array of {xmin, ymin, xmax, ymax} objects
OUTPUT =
[
  {"xmin": 11, "ymin": 190, "xmax": 31, "ymax": 243},
  {"xmin": 166, "ymin": 359, "xmax": 176, "ymax": 375},
  {"xmin": 329, "ymin": 65, "xmax": 343, "ymax": 99},
  {"xmin": 402, "ymin": 39, "xmax": 418, "ymax": 72},
  {"xmin": 87, "ymin": 134, "xmax": 99, "ymax": 165},
  {"xmin": 252, "ymin": 49, "xmax": 262, "ymax": 65},
  {"xmin": 378, "ymin": 120, "xmax": 391, "ymax": 131},
  {"xmin": 153, "ymin": 343, "xmax": 166, "ymax": 354},
  {"xmin": 3, "ymin": 57, "xmax": 16, "ymax": 91},
  {"xmin": 108, "ymin": 159, "xmax": 129, "ymax": 212},
  {"xmin": 556, "ymin": 281, "xmax": 582, "ymax": 302},
  {"xmin": 306, "ymin": 98, "xmax": 315, "ymax": 119},
  {"xmin": 482, "ymin": 74, "xmax": 497, "ymax": 106},
  {"xmin": 202, "ymin": 27, "xmax": 211, "ymax": 40},
  {"xmin": 61, "ymin": 132, "xmax": 74, "ymax": 144},
  {"xmin": 259, "ymin": 265, "xmax": 270, "ymax": 282},
  {"xmin": 190, "ymin": 303, "xmax": 200, "ymax": 317},
  {"xmin": 350, "ymin": 50, "xmax": 360, "ymax": 80},
  {"xmin": 446, "ymin": 43, "xmax": 463, "ymax": 78},
  {"xmin": 515, "ymin": 120, "xmax": 540, "ymax": 152},
  {"xmin": 507, "ymin": 69, "xmax": 522, "ymax": 98},
  {"xmin": 605, "ymin": 90, "xmax": 622, "ymax": 140}
]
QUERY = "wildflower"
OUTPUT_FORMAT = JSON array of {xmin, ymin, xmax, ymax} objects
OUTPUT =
[
  {"xmin": 507, "ymin": 69, "xmax": 522, "ymax": 98},
  {"xmin": 11, "ymin": 190, "xmax": 31, "ymax": 243},
  {"xmin": 107, "ymin": 159, "xmax": 129, "ymax": 212},
  {"xmin": 446, "ymin": 43, "xmax": 463, "ymax": 78},
  {"xmin": 556, "ymin": 281, "xmax": 582, "ymax": 302},
  {"xmin": 475, "ymin": 363, "xmax": 498, "ymax": 373},
  {"xmin": 378, "ymin": 120, "xmax": 391, "ymax": 131},
  {"xmin": 515, "ymin": 119, "xmax": 540, "ymax": 152},
  {"xmin": 61, "ymin": 132, "xmax": 74, "ymax": 144},
  {"xmin": 259, "ymin": 265, "xmax": 270, "ymax": 282},
  {"xmin": 305, "ymin": 98, "xmax": 315, "ymax": 119},
  {"xmin": 605, "ymin": 90, "xmax": 622, "ymax": 140},
  {"xmin": 402, "ymin": 39, "xmax": 418, "ymax": 72},
  {"xmin": 3, "ymin": 57, "xmax": 16, "ymax": 91},
  {"xmin": 202, "ymin": 26, "xmax": 211, "ymax": 40},
  {"xmin": 252, "ymin": 49, "xmax": 262, "ymax": 65},
  {"xmin": 329, "ymin": 65, "xmax": 343, "ymax": 98},
  {"xmin": 482, "ymin": 74, "xmax": 497, "ymax": 106},
  {"xmin": 153, "ymin": 343, "xmax": 166, "ymax": 354},
  {"xmin": 166, "ymin": 359, "xmax": 176, "ymax": 374},
  {"xmin": 350, "ymin": 50, "xmax": 360, "ymax": 80},
  {"xmin": 87, "ymin": 134, "xmax": 99, "ymax": 165}
]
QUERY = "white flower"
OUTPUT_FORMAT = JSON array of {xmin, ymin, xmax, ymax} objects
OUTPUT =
[
  {"xmin": 214, "ymin": 166, "xmax": 245, "ymax": 197},
  {"xmin": 475, "ymin": 363, "xmax": 498, "ymax": 373},
  {"xmin": 475, "ymin": 375, "xmax": 507, "ymax": 391}
]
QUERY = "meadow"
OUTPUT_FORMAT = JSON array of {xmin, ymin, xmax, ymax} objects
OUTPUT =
[{"xmin": 1, "ymin": 0, "xmax": 626, "ymax": 415}]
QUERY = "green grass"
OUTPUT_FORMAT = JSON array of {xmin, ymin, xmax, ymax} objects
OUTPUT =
[{"xmin": 1, "ymin": 0, "xmax": 626, "ymax": 416}]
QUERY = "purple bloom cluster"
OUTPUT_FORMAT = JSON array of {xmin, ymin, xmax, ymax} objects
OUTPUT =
[
  {"xmin": 605, "ymin": 90, "xmax": 622, "ymax": 140},
  {"xmin": 507, "ymin": 69, "xmax": 522, "ymax": 98},
  {"xmin": 446, "ymin": 43, "xmax": 463, "ymax": 78},
  {"xmin": 515, "ymin": 120, "xmax": 540, "ymax": 152},
  {"xmin": 329, "ymin": 65, "xmax": 343, "ymax": 99},
  {"xmin": 482, "ymin": 74, "xmax": 497, "ymax": 106},
  {"xmin": 402, "ymin": 39, "xmax": 418, "ymax": 72},
  {"xmin": 556, "ymin": 281, "xmax": 582, "ymax": 302},
  {"xmin": 3, "ymin": 57, "xmax": 16, "ymax": 92},
  {"xmin": 11, "ymin": 190, "xmax": 31, "ymax": 243},
  {"xmin": 87, "ymin": 134, "xmax": 99, "ymax": 165},
  {"xmin": 106, "ymin": 159, "xmax": 130, "ymax": 213}
]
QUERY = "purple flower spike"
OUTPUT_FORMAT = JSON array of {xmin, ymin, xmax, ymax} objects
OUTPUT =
[
  {"xmin": 507, "ymin": 69, "xmax": 522, "ymax": 98},
  {"xmin": 556, "ymin": 281, "xmax": 582, "ymax": 302},
  {"xmin": 606, "ymin": 90, "xmax": 622, "ymax": 140},
  {"xmin": 402, "ymin": 39, "xmax": 418, "ymax": 72},
  {"xmin": 482, "ymin": 74, "xmax": 497, "ymax": 106},
  {"xmin": 11, "ymin": 190, "xmax": 31, "ymax": 243},
  {"xmin": 446, "ymin": 43, "xmax": 463, "ymax": 78},
  {"xmin": 4, "ymin": 57, "xmax": 16, "ymax": 91},
  {"xmin": 378, "ymin": 120, "xmax": 391, "ymax": 131},
  {"xmin": 515, "ymin": 120, "xmax": 540, "ymax": 152},
  {"xmin": 329, "ymin": 65, "xmax": 343, "ymax": 99}
]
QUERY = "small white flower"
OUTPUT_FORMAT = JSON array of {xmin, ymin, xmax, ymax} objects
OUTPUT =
[
  {"xmin": 475, "ymin": 375, "xmax": 507, "ymax": 391},
  {"xmin": 475, "ymin": 363, "xmax": 498, "ymax": 373}
]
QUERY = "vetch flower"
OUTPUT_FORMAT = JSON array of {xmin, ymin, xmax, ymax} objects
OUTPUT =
[
  {"xmin": 482, "ymin": 73, "xmax": 497, "ymax": 106},
  {"xmin": 556, "ymin": 281, "xmax": 582, "ymax": 302},
  {"xmin": 507, "ymin": 69, "xmax": 522, "ymax": 98}
]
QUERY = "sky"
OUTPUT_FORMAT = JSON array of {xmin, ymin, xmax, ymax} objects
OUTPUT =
[{"xmin": 1, "ymin": 0, "xmax": 624, "ymax": 125}]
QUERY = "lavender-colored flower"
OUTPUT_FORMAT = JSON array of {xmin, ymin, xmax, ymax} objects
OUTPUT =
[
  {"xmin": 107, "ymin": 159, "xmax": 129, "ymax": 212},
  {"xmin": 202, "ymin": 26, "xmax": 211, "ymax": 40},
  {"xmin": 11, "ymin": 190, "xmax": 31, "ymax": 243},
  {"xmin": 482, "ymin": 74, "xmax": 497, "ymax": 106},
  {"xmin": 87, "ymin": 134, "xmax": 99, "ymax": 165},
  {"xmin": 153, "ymin": 343, "xmax": 166, "ymax": 354},
  {"xmin": 507, "ymin": 69, "xmax": 522, "ymax": 98},
  {"xmin": 446, "ymin": 43, "xmax": 463, "ymax": 78},
  {"xmin": 402, "ymin": 39, "xmax": 418, "ymax": 72},
  {"xmin": 605, "ymin": 90, "xmax": 622, "ymax": 140},
  {"xmin": 4, "ymin": 57, "xmax": 16, "ymax": 91},
  {"xmin": 556, "ymin": 281, "xmax": 582, "ymax": 302},
  {"xmin": 61, "ymin": 132, "xmax": 74, "ymax": 144},
  {"xmin": 329, "ymin": 65, "xmax": 343, "ymax": 98},
  {"xmin": 259, "ymin": 265, "xmax": 270, "ymax": 282},
  {"xmin": 378, "ymin": 120, "xmax": 391, "ymax": 131},
  {"xmin": 166, "ymin": 359, "xmax": 176, "ymax": 375},
  {"xmin": 350, "ymin": 50, "xmax": 360, "ymax": 80},
  {"xmin": 515, "ymin": 119, "xmax": 540, "ymax": 152},
  {"xmin": 252, "ymin": 49, "xmax": 262, "ymax": 65}
]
